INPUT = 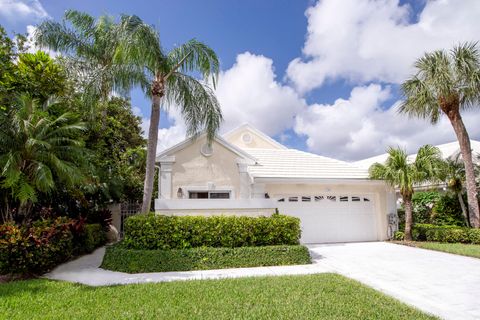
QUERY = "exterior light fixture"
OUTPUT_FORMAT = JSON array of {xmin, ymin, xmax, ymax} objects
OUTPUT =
[{"xmin": 177, "ymin": 188, "xmax": 184, "ymax": 199}]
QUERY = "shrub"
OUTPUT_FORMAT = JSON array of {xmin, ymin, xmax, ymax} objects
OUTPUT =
[
  {"xmin": 78, "ymin": 224, "xmax": 106, "ymax": 253},
  {"xmin": 0, "ymin": 219, "xmax": 106, "ymax": 275},
  {"xmin": 122, "ymin": 214, "xmax": 301, "ymax": 250},
  {"xmin": 431, "ymin": 193, "xmax": 465, "ymax": 226},
  {"xmin": 411, "ymin": 223, "xmax": 480, "ymax": 244},
  {"xmin": 393, "ymin": 231, "xmax": 405, "ymax": 241},
  {"xmin": 467, "ymin": 229, "xmax": 480, "ymax": 245},
  {"xmin": 101, "ymin": 243, "xmax": 311, "ymax": 273},
  {"xmin": 412, "ymin": 192, "xmax": 440, "ymax": 224}
]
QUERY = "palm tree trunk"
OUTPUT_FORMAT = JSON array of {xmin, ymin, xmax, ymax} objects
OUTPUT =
[
  {"xmin": 448, "ymin": 112, "xmax": 480, "ymax": 227},
  {"xmin": 404, "ymin": 194, "xmax": 413, "ymax": 241},
  {"xmin": 457, "ymin": 191, "xmax": 470, "ymax": 227},
  {"xmin": 141, "ymin": 93, "xmax": 161, "ymax": 213}
]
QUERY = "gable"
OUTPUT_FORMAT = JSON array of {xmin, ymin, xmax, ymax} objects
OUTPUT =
[{"xmin": 223, "ymin": 124, "xmax": 286, "ymax": 150}]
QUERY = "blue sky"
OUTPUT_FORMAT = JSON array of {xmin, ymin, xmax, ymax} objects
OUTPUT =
[{"xmin": 1, "ymin": 0, "xmax": 480, "ymax": 160}]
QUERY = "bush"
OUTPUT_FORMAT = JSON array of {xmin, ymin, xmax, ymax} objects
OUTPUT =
[
  {"xmin": 431, "ymin": 193, "xmax": 465, "ymax": 226},
  {"xmin": 412, "ymin": 192, "xmax": 440, "ymax": 224},
  {"xmin": 78, "ymin": 224, "xmax": 106, "ymax": 253},
  {"xmin": 123, "ymin": 214, "xmax": 301, "ymax": 250},
  {"xmin": 411, "ymin": 223, "xmax": 480, "ymax": 244},
  {"xmin": 101, "ymin": 243, "xmax": 311, "ymax": 273},
  {"xmin": 393, "ymin": 231, "xmax": 405, "ymax": 241},
  {"xmin": 0, "ymin": 219, "xmax": 106, "ymax": 275}
]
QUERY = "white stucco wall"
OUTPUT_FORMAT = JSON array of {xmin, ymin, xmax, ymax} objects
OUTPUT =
[
  {"xmin": 225, "ymin": 128, "xmax": 282, "ymax": 149},
  {"xmin": 168, "ymin": 136, "xmax": 243, "ymax": 199}
]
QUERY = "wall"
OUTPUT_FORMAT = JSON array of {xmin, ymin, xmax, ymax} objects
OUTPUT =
[
  {"xmin": 169, "ymin": 136, "xmax": 243, "ymax": 199},
  {"xmin": 225, "ymin": 128, "xmax": 282, "ymax": 149},
  {"xmin": 156, "ymin": 208, "xmax": 275, "ymax": 216}
]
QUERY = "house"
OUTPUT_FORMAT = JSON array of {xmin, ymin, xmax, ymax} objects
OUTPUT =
[{"xmin": 155, "ymin": 124, "xmax": 397, "ymax": 244}]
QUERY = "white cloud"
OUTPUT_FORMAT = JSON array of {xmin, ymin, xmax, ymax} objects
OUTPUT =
[
  {"xmin": 22, "ymin": 25, "xmax": 58, "ymax": 57},
  {"xmin": 294, "ymin": 84, "xmax": 480, "ymax": 161},
  {"xmin": 287, "ymin": 0, "xmax": 480, "ymax": 93},
  {"xmin": 0, "ymin": 0, "xmax": 49, "ymax": 23},
  {"xmin": 216, "ymin": 52, "xmax": 306, "ymax": 136}
]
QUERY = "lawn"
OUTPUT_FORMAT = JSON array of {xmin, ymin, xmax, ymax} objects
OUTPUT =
[
  {"xmin": 408, "ymin": 241, "xmax": 480, "ymax": 259},
  {"xmin": 0, "ymin": 274, "xmax": 436, "ymax": 320}
]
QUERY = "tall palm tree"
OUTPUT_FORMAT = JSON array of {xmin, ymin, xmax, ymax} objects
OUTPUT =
[
  {"xmin": 119, "ymin": 15, "xmax": 223, "ymax": 213},
  {"xmin": 400, "ymin": 42, "xmax": 480, "ymax": 227},
  {"xmin": 34, "ymin": 10, "xmax": 145, "ymax": 115},
  {"xmin": 0, "ymin": 96, "xmax": 87, "ymax": 220},
  {"xmin": 369, "ymin": 145, "xmax": 442, "ymax": 240},
  {"xmin": 439, "ymin": 154, "xmax": 470, "ymax": 226}
]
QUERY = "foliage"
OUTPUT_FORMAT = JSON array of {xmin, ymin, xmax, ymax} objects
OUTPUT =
[
  {"xmin": 122, "ymin": 214, "xmax": 301, "ymax": 250},
  {"xmin": 411, "ymin": 223, "xmax": 480, "ymax": 244},
  {"xmin": 393, "ymin": 231, "xmax": 405, "ymax": 241},
  {"xmin": 101, "ymin": 244, "xmax": 311, "ymax": 273},
  {"xmin": 431, "ymin": 193, "xmax": 465, "ymax": 226},
  {"xmin": 0, "ymin": 219, "xmax": 105, "ymax": 275},
  {"xmin": 411, "ymin": 192, "xmax": 441, "ymax": 224},
  {"xmin": 0, "ymin": 96, "xmax": 87, "ymax": 220},
  {"xmin": 0, "ymin": 275, "xmax": 436, "ymax": 320}
]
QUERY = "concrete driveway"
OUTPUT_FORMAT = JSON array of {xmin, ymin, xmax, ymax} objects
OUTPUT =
[{"xmin": 307, "ymin": 242, "xmax": 480, "ymax": 320}]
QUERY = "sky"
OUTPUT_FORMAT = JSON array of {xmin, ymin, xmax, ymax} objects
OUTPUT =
[{"xmin": 1, "ymin": 0, "xmax": 480, "ymax": 161}]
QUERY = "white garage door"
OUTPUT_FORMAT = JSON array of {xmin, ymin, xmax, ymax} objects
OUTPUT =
[{"xmin": 276, "ymin": 194, "xmax": 378, "ymax": 243}]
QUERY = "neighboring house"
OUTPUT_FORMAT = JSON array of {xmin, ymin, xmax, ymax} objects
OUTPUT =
[{"xmin": 155, "ymin": 124, "xmax": 397, "ymax": 244}]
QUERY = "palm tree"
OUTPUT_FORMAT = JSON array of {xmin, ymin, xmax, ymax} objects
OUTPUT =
[
  {"xmin": 400, "ymin": 42, "xmax": 480, "ymax": 228},
  {"xmin": 439, "ymin": 154, "xmax": 470, "ymax": 226},
  {"xmin": 118, "ymin": 15, "xmax": 223, "ymax": 213},
  {"xmin": 0, "ymin": 96, "xmax": 87, "ymax": 220},
  {"xmin": 369, "ymin": 145, "xmax": 442, "ymax": 240},
  {"xmin": 34, "ymin": 10, "xmax": 145, "ymax": 115}
]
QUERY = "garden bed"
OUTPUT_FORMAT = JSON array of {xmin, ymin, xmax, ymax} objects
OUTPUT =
[{"xmin": 101, "ymin": 243, "xmax": 311, "ymax": 273}]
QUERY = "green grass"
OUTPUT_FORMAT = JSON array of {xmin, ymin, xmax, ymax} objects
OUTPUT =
[
  {"xmin": 0, "ymin": 274, "xmax": 436, "ymax": 320},
  {"xmin": 410, "ymin": 241, "xmax": 480, "ymax": 259},
  {"xmin": 101, "ymin": 244, "xmax": 311, "ymax": 273}
]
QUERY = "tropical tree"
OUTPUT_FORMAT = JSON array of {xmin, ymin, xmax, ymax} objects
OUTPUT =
[
  {"xmin": 400, "ymin": 42, "xmax": 480, "ymax": 227},
  {"xmin": 369, "ymin": 145, "xmax": 443, "ymax": 240},
  {"xmin": 0, "ymin": 96, "xmax": 87, "ymax": 221},
  {"xmin": 439, "ymin": 154, "xmax": 470, "ymax": 226},
  {"xmin": 119, "ymin": 15, "xmax": 223, "ymax": 213},
  {"xmin": 34, "ymin": 10, "xmax": 145, "ymax": 115}
]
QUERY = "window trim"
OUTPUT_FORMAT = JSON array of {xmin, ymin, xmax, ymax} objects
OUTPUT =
[{"xmin": 180, "ymin": 185, "xmax": 235, "ymax": 199}]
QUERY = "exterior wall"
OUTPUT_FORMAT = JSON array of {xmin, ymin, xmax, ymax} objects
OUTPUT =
[
  {"xmin": 264, "ymin": 182, "xmax": 392, "ymax": 240},
  {"xmin": 226, "ymin": 128, "xmax": 282, "ymax": 149},
  {"xmin": 169, "ymin": 135, "xmax": 243, "ymax": 199},
  {"xmin": 156, "ymin": 208, "xmax": 275, "ymax": 216}
]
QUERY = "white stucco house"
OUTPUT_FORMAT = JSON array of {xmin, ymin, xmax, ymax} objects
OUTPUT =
[{"xmin": 155, "ymin": 124, "xmax": 397, "ymax": 244}]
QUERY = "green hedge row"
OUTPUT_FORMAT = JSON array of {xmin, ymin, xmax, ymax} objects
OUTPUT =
[
  {"xmin": 395, "ymin": 224, "xmax": 480, "ymax": 244},
  {"xmin": 101, "ymin": 244, "xmax": 311, "ymax": 273},
  {"xmin": 123, "ymin": 214, "xmax": 301, "ymax": 250},
  {"xmin": 0, "ymin": 219, "xmax": 106, "ymax": 275}
]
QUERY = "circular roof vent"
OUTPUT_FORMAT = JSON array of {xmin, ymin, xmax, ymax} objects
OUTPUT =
[
  {"xmin": 200, "ymin": 143, "xmax": 213, "ymax": 157},
  {"xmin": 241, "ymin": 133, "xmax": 253, "ymax": 144}
]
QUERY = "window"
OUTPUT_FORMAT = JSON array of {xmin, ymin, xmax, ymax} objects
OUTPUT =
[
  {"xmin": 363, "ymin": 197, "xmax": 371, "ymax": 202},
  {"xmin": 351, "ymin": 196, "xmax": 361, "ymax": 202},
  {"xmin": 314, "ymin": 196, "xmax": 324, "ymax": 202},
  {"xmin": 278, "ymin": 198, "xmax": 285, "ymax": 202},
  {"xmin": 339, "ymin": 196, "xmax": 349, "ymax": 202},
  {"xmin": 189, "ymin": 191, "xmax": 230, "ymax": 199},
  {"xmin": 288, "ymin": 196, "xmax": 298, "ymax": 202},
  {"xmin": 327, "ymin": 196, "xmax": 336, "ymax": 202},
  {"xmin": 302, "ymin": 196, "xmax": 311, "ymax": 202}
]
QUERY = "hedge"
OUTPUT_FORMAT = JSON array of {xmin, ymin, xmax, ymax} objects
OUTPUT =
[
  {"xmin": 0, "ymin": 219, "xmax": 106, "ymax": 276},
  {"xmin": 395, "ymin": 223, "xmax": 480, "ymax": 244},
  {"xmin": 101, "ymin": 243, "xmax": 311, "ymax": 273},
  {"xmin": 122, "ymin": 214, "xmax": 301, "ymax": 250}
]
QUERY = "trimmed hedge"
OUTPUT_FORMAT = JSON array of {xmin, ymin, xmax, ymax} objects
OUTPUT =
[
  {"xmin": 0, "ymin": 219, "xmax": 106, "ymax": 275},
  {"xmin": 410, "ymin": 223, "xmax": 480, "ymax": 244},
  {"xmin": 101, "ymin": 243, "xmax": 311, "ymax": 273},
  {"xmin": 123, "ymin": 214, "xmax": 301, "ymax": 250}
]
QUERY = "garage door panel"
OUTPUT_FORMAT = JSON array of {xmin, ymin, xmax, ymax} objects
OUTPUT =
[{"xmin": 276, "ymin": 194, "xmax": 378, "ymax": 243}]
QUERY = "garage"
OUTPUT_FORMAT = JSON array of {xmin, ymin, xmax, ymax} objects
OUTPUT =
[{"xmin": 276, "ymin": 194, "xmax": 378, "ymax": 243}]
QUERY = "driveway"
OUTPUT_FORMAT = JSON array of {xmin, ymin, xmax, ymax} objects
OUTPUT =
[{"xmin": 307, "ymin": 242, "xmax": 480, "ymax": 320}]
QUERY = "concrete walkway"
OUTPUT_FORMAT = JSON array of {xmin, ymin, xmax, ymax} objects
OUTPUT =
[
  {"xmin": 44, "ymin": 242, "xmax": 480, "ymax": 320},
  {"xmin": 44, "ymin": 246, "xmax": 331, "ymax": 286}
]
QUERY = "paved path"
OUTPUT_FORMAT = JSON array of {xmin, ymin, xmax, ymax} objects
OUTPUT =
[
  {"xmin": 44, "ymin": 246, "xmax": 330, "ymax": 286},
  {"xmin": 44, "ymin": 242, "xmax": 480, "ymax": 320},
  {"xmin": 308, "ymin": 242, "xmax": 480, "ymax": 320}
]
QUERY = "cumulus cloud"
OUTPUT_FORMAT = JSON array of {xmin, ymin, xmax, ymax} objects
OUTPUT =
[
  {"xmin": 294, "ymin": 84, "xmax": 480, "ymax": 161},
  {"xmin": 22, "ymin": 25, "xmax": 58, "ymax": 57},
  {"xmin": 287, "ymin": 0, "xmax": 480, "ymax": 93},
  {"xmin": 216, "ymin": 52, "xmax": 306, "ymax": 136},
  {"xmin": 0, "ymin": 0, "xmax": 49, "ymax": 23}
]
